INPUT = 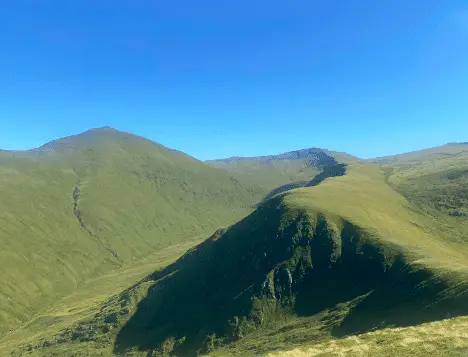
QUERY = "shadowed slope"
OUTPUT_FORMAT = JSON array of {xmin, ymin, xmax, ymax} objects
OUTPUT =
[
  {"xmin": 259, "ymin": 164, "xmax": 347, "ymax": 203},
  {"xmin": 114, "ymin": 163, "xmax": 468, "ymax": 356}
]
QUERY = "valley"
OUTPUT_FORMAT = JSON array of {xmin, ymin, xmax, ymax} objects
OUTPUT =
[{"xmin": 1, "ymin": 128, "xmax": 467, "ymax": 357}]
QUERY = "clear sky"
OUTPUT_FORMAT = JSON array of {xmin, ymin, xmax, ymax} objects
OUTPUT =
[{"xmin": 1, "ymin": 1, "xmax": 467, "ymax": 160}]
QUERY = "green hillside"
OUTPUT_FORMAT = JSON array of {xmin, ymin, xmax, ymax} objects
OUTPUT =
[
  {"xmin": 111, "ymin": 162, "xmax": 468, "ymax": 356},
  {"xmin": 372, "ymin": 143, "xmax": 468, "ymax": 165},
  {"xmin": 375, "ymin": 143, "xmax": 468, "ymax": 256},
  {"xmin": 0, "ymin": 127, "xmax": 266, "ymax": 337},
  {"xmin": 375, "ymin": 143, "xmax": 468, "ymax": 217},
  {"xmin": 2, "ymin": 137, "xmax": 468, "ymax": 357},
  {"xmin": 207, "ymin": 148, "xmax": 356, "ymax": 191},
  {"xmin": 248, "ymin": 315, "xmax": 468, "ymax": 357},
  {"xmin": 14, "ymin": 159, "xmax": 468, "ymax": 357}
]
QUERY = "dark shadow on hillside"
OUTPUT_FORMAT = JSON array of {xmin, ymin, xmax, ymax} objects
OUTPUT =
[
  {"xmin": 307, "ymin": 164, "xmax": 347, "ymax": 187},
  {"xmin": 114, "ymin": 198, "xmax": 289, "ymax": 356},
  {"xmin": 332, "ymin": 263, "xmax": 468, "ymax": 337},
  {"xmin": 114, "ymin": 203, "xmax": 468, "ymax": 357},
  {"xmin": 259, "ymin": 164, "xmax": 348, "ymax": 206},
  {"xmin": 259, "ymin": 181, "xmax": 310, "ymax": 205}
]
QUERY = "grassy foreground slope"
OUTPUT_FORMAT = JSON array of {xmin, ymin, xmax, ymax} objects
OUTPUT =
[
  {"xmin": 252, "ymin": 316, "xmax": 468, "ymax": 357},
  {"xmin": 0, "ymin": 127, "xmax": 265, "ymax": 336}
]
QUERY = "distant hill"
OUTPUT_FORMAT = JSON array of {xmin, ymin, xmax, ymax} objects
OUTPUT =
[
  {"xmin": 371, "ymin": 142, "xmax": 468, "ymax": 165},
  {"xmin": 373, "ymin": 143, "xmax": 468, "ymax": 219},
  {"xmin": 211, "ymin": 148, "xmax": 355, "ymax": 165},
  {"xmin": 0, "ymin": 127, "xmax": 266, "ymax": 336},
  {"xmin": 2, "ymin": 132, "xmax": 468, "ymax": 357},
  {"xmin": 207, "ymin": 148, "xmax": 356, "ymax": 193}
]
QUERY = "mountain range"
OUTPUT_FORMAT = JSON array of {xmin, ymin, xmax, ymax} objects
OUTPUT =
[{"xmin": 0, "ymin": 127, "xmax": 467, "ymax": 357}]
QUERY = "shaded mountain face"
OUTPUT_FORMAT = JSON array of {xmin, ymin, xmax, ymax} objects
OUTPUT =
[
  {"xmin": 211, "ymin": 148, "xmax": 355, "ymax": 165},
  {"xmin": 259, "ymin": 164, "xmax": 348, "ymax": 204},
  {"xmin": 115, "ymin": 192, "xmax": 468, "ymax": 357},
  {"xmin": 0, "ymin": 127, "xmax": 266, "ymax": 336},
  {"xmin": 212, "ymin": 149, "xmax": 342, "ymax": 168},
  {"xmin": 114, "ymin": 161, "xmax": 468, "ymax": 356}
]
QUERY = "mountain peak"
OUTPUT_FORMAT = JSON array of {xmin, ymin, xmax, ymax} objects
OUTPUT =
[
  {"xmin": 36, "ymin": 127, "xmax": 123, "ymax": 152},
  {"xmin": 209, "ymin": 147, "xmax": 356, "ymax": 166},
  {"xmin": 87, "ymin": 126, "xmax": 119, "ymax": 133},
  {"xmin": 211, "ymin": 147, "xmax": 329, "ymax": 163}
]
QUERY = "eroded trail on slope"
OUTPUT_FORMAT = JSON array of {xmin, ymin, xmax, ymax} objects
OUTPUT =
[{"xmin": 72, "ymin": 177, "xmax": 120, "ymax": 260}]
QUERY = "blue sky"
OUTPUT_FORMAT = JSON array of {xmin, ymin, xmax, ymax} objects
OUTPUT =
[{"xmin": 1, "ymin": 0, "xmax": 467, "ymax": 160}]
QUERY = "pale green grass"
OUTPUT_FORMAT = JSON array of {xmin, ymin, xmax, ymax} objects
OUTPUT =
[
  {"xmin": 372, "ymin": 143, "xmax": 468, "ymax": 165},
  {"xmin": 0, "ymin": 127, "xmax": 265, "ymax": 336},
  {"xmin": 0, "ymin": 240, "xmax": 201, "ymax": 357},
  {"xmin": 286, "ymin": 163, "xmax": 468, "ymax": 266},
  {"xmin": 262, "ymin": 316, "xmax": 468, "ymax": 357}
]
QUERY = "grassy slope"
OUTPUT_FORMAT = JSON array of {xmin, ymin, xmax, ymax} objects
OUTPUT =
[
  {"xmin": 0, "ymin": 127, "xmax": 265, "ymax": 337},
  {"xmin": 212, "ymin": 162, "xmax": 468, "ymax": 357},
  {"xmin": 260, "ymin": 316, "xmax": 468, "ymax": 357},
  {"xmin": 207, "ymin": 148, "xmax": 355, "ymax": 191},
  {"xmin": 208, "ymin": 144, "xmax": 468, "ymax": 357},
  {"xmin": 372, "ymin": 143, "xmax": 468, "ymax": 164},
  {"xmin": 24, "ymin": 161, "xmax": 466, "ymax": 357},
  {"xmin": 373, "ymin": 143, "xmax": 468, "ymax": 214},
  {"xmin": 0, "ymin": 240, "xmax": 201, "ymax": 357},
  {"xmin": 3, "ymin": 141, "xmax": 468, "ymax": 357},
  {"xmin": 376, "ymin": 143, "xmax": 468, "ymax": 244}
]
